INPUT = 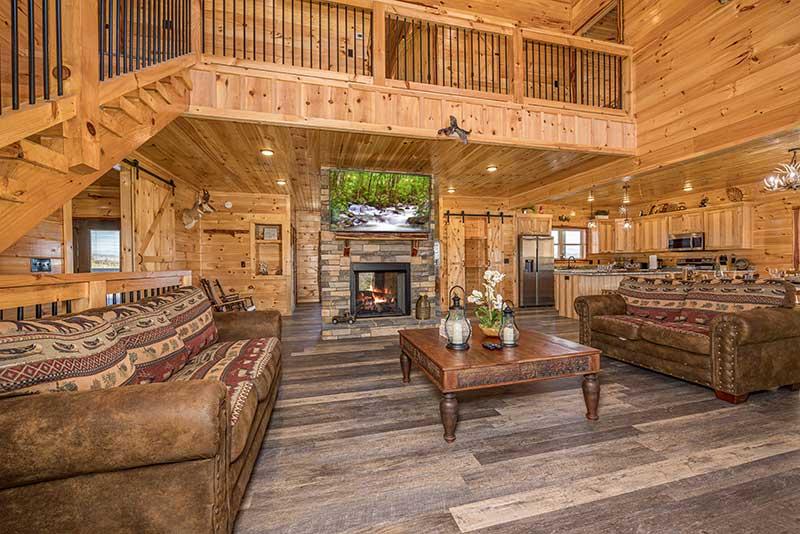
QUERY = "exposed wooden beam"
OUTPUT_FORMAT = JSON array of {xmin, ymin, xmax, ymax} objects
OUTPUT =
[{"xmin": 0, "ymin": 140, "xmax": 69, "ymax": 173}]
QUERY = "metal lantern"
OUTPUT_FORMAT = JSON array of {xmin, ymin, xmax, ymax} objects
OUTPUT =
[
  {"xmin": 500, "ymin": 302, "xmax": 520, "ymax": 348},
  {"xmin": 445, "ymin": 286, "xmax": 471, "ymax": 350}
]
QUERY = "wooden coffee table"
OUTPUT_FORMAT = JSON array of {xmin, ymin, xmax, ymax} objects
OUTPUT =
[{"xmin": 399, "ymin": 326, "xmax": 601, "ymax": 442}]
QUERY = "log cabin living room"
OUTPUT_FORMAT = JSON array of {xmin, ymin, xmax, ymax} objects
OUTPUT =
[{"xmin": 2, "ymin": 0, "xmax": 800, "ymax": 532}]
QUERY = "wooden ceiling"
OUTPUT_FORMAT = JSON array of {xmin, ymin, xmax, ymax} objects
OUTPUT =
[
  {"xmin": 556, "ymin": 129, "xmax": 800, "ymax": 210},
  {"xmin": 137, "ymin": 117, "xmax": 620, "ymax": 211}
]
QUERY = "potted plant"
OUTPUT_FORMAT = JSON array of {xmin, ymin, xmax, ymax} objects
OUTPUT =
[{"xmin": 467, "ymin": 270, "xmax": 506, "ymax": 337}]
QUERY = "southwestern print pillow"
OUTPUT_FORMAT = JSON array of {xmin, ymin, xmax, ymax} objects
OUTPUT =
[{"xmin": 0, "ymin": 315, "xmax": 132, "ymax": 398}]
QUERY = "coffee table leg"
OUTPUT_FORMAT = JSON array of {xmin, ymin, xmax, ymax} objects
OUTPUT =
[
  {"xmin": 582, "ymin": 373, "xmax": 600, "ymax": 421},
  {"xmin": 400, "ymin": 352, "xmax": 411, "ymax": 383},
  {"xmin": 440, "ymin": 393, "xmax": 458, "ymax": 443}
]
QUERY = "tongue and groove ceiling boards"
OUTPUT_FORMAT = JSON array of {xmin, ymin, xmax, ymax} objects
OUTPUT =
[{"xmin": 136, "ymin": 117, "xmax": 620, "ymax": 211}]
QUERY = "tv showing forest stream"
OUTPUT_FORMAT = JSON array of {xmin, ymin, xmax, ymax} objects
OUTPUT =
[{"xmin": 329, "ymin": 170, "xmax": 432, "ymax": 233}]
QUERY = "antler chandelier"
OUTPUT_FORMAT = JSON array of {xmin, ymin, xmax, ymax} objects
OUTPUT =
[{"xmin": 764, "ymin": 148, "xmax": 800, "ymax": 192}]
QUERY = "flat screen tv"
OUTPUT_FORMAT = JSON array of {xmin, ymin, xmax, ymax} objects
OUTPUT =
[{"xmin": 329, "ymin": 170, "xmax": 432, "ymax": 233}]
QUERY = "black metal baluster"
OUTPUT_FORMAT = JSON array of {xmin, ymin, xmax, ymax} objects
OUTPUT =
[
  {"xmin": 483, "ymin": 32, "xmax": 488, "ymax": 92},
  {"xmin": 27, "ymin": 0, "xmax": 35, "ymax": 103},
  {"xmin": 42, "ymin": 0, "xmax": 50, "ymax": 99},
  {"xmin": 65, "ymin": 301, "xmax": 72, "ymax": 314},
  {"xmin": 243, "ymin": 0, "xmax": 247, "ymax": 59},
  {"xmin": 361, "ymin": 8, "xmax": 365, "ymax": 76},
  {"xmin": 335, "ymin": 4, "xmax": 339, "ymax": 71},
  {"xmin": 17, "ymin": 307, "xmax": 24, "ymax": 321},
  {"xmin": 51, "ymin": 302, "xmax": 58, "ymax": 316},
  {"xmin": 504, "ymin": 35, "xmax": 508, "ymax": 94},
  {"xmin": 299, "ymin": 0, "xmax": 304, "ymax": 67},
  {"xmin": 116, "ymin": 0, "xmax": 122, "ymax": 74},
  {"xmin": 130, "ymin": 0, "xmax": 135, "ymax": 70},
  {"xmin": 35, "ymin": 304, "xmax": 43, "ymax": 319},
  {"xmin": 418, "ymin": 21, "xmax": 423, "ymax": 84},
  {"xmin": 109, "ymin": 0, "xmax": 116, "ymax": 75},
  {"xmin": 326, "ymin": 2, "xmax": 330, "ymax": 69},
  {"xmin": 98, "ymin": 0, "xmax": 105, "ymax": 80},
  {"xmin": 491, "ymin": 33, "xmax": 495, "ymax": 93},
  {"xmin": 368, "ymin": 11, "xmax": 372, "ymax": 76}
]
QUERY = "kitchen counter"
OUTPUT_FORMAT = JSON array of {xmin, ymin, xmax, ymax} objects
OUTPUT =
[{"xmin": 554, "ymin": 270, "xmax": 672, "ymax": 319}]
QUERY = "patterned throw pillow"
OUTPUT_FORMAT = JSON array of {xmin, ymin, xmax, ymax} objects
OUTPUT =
[
  {"xmin": 617, "ymin": 277, "xmax": 691, "ymax": 321},
  {"xmin": 143, "ymin": 287, "xmax": 218, "ymax": 358},
  {"xmin": 0, "ymin": 315, "xmax": 132, "ymax": 398},
  {"xmin": 681, "ymin": 279, "xmax": 795, "ymax": 325},
  {"xmin": 84, "ymin": 304, "xmax": 190, "ymax": 384}
]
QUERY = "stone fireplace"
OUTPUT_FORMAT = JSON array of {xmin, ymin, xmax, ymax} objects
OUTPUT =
[
  {"xmin": 319, "ymin": 170, "xmax": 440, "ymax": 340},
  {"xmin": 351, "ymin": 263, "xmax": 411, "ymax": 318}
]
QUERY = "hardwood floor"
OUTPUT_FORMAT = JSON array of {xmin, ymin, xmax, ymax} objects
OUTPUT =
[{"xmin": 235, "ymin": 305, "xmax": 800, "ymax": 534}]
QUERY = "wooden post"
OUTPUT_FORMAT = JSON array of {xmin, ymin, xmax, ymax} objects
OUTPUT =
[
  {"xmin": 192, "ymin": 0, "xmax": 204, "ymax": 60},
  {"xmin": 120, "ymin": 165, "xmax": 136, "ymax": 272},
  {"xmin": 622, "ymin": 53, "xmax": 633, "ymax": 115},
  {"xmin": 62, "ymin": 201, "xmax": 74, "ymax": 273},
  {"xmin": 87, "ymin": 280, "xmax": 108, "ymax": 309},
  {"xmin": 510, "ymin": 28, "xmax": 524, "ymax": 104},
  {"xmin": 373, "ymin": 2, "xmax": 387, "ymax": 85},
  {"xmin": 61, "ymin": 0, "xmax": 101, "ymax": 173}
]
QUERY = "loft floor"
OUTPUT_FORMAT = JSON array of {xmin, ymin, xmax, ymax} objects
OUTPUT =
[{"xmin": 235, "ymin": 305, "xmax": 800, "ymax": 533}]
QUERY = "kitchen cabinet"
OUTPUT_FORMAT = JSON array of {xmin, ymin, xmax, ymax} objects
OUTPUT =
[
  {"xmin": 667, "ymin": 212, "xmax": 704, "ymax": 235},
  {"xmin": 590, "ymin": 220, "xmax": 615, "ymax": 254},
  {"xmin": 613, "ymin": 219, "xmax": 636, "ymax": 252},
  {"xmin": 634, "ymin": 216, "xmax": 669, "ymax": 252},
  {"xmin": 517, "ymin": 214, "xmax": 552, "ymax": 236},
  {"xmin": 703, "ymin": 204, "xmax": 753, "ymax": 249}
]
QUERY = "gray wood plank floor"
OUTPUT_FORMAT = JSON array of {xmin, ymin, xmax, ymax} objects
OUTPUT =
[{"xmin": 235, "ymin": 304, "xmax": 800, "ymax": 534}]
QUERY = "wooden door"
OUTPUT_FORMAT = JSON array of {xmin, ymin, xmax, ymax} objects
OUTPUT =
[
  {"xmin": 133, "ymin": 175, "xmax": 175, "ymax": 272},
  {"xmin": 444, "ymin": 217, "xmax": 465, "ymax": 307}
]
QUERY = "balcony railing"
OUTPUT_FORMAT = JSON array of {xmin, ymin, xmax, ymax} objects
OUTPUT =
[
  {"xmin": 201, "ymin": 0, "xmax": 373, "ymax": 76},
  {"xmin": 0, "ymin": 271, "xmax": 193, "ymax": 320},
  {"xmin": 199, "ymin": 0, "xmax": 631, "ymax": 113},
  {"xmin": 1, "ymin": 0, "xmax": 65, "ymax": 113},
  {"xmin": 98, "ymin": 0, "xmax": 194, "ymax": 81}
]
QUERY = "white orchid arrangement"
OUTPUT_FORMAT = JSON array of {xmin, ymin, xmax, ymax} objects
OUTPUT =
[{"xmin": 467, "ymin": 270, "xmax": 505, "ymax": 330}]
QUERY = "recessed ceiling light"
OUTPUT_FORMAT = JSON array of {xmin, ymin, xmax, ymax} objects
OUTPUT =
[
  {"xmin": 683, "ymin": 183, "xmax": 693, "ymax": 192},
  {"xmin": 261, "ymin": 149, "xmax": 274, "ymax": 157},
  {"xmin": 486, "ymin": 165, "xmax": 498, "ymax": 173},
  {"xmin": 447, "ymin": 186, "xmax": 456, "ymax": 194},
  {"xmin": 276, "ymin": 179, "xmax": 287, "ymax": 186}
]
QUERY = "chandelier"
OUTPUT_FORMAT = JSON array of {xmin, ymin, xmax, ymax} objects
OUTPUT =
[{"xmin": 764, "ymin": 148, "xmax": 800, "ymax": 192}]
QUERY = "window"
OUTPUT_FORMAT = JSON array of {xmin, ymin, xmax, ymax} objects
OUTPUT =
[
  {"xmin": 551, "ymin": 228, "xmax": 587, "ymax": 259},
  {"xmin": 89, "ymin": 230, "xmax": 121, "ymax": 272}
]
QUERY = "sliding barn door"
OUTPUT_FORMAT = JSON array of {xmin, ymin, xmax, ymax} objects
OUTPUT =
[
  {"xmin": 133, "ymin": 175, "xmax": 175, "ymax": 272},
  {"xmin": 444, "ymin": 217, "xmax": 465, "ymax": 307}
]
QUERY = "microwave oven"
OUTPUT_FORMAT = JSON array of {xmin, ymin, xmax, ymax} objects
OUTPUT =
[{"xmin": 668, "ymin": 233, "xmax": 705, "ymax": 251}]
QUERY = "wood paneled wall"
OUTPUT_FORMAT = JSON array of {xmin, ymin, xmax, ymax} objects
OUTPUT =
[
  {"xmin": 587, "ymin": 180, "xmax": 800, "ymax": 272},
  {"xmin": 72, "ymin": 173, "xmax": 122, "ymax": 219},
  {"xmin": 571, "ymin": 0, "xmax": 615, "ymax": 33},
  {"xmin": 199, "ymin": 191, "xmax": 294, "ymax": 314},
  {"xmin": 0, "ymin": 209, "xmax": 65, "ymax": 275},
  {"xmin": 626, "ymin": 0, "xmax": 800, "ymax": 165},
  {"xmin": 294, "ymin": 209, "xmax": 320, "ymax": 303}
]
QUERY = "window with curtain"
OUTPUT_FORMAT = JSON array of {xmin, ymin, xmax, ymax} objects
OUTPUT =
[{"xmin": 551, "ymin": 228, "xmax": 587, "ymax": 259}]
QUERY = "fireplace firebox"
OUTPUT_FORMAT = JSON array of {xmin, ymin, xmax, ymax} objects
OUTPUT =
[{"xmin": 350, "ymin": 263, "xmax": 411, "ymax": 318}]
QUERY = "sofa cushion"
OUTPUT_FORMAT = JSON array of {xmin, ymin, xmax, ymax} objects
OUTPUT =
[
  {"xmin": 681, "ymin": 280, "xmax": 794, "ymax": 325},
  {"xmin": 617, "ymin": 277, "xmax": 691, "ymax": 321},
  {"xmin": 0, "ymin": 315, "xmax": 132, "ymax": 398},
  {"xmin": 591, "ymin": 315, "xmax": 650, "ymax": 340},
  {"xmin": 168, "ymin": 338, "xmax": 280, "ymax": 461},
  {"xmin": 143, "ymin": 287, "xmax": 218, "ymax": 358},
  {"xmin": 639, "ymin": 321, "xmax": 712, "ymax": 355},
  {"xmin": 84, "ymin": 304, "xmax": 190, "ymax": 383}
]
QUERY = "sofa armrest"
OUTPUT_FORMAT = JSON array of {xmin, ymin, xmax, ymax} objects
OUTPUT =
[
  {"xmin": 712, "ymin": 308, "xmax": 800, "ymax": 346},
  {"xmin": 213, "ymin": 310, "xmax": 282, "ymax": 341},
  {"xmin": 574, "ymin": 294, "xmax": 627, "ymax": 345},
  {"xmin": 0, "ymin": 381, "xmax": 228, "ymax": 490}
]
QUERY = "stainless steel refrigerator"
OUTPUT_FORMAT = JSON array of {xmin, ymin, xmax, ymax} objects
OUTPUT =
[{"xmin": 519, "ymin": 235, "xmax": 555, "ymax": 307}]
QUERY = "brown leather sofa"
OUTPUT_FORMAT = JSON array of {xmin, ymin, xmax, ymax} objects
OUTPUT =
[
  {"xmin": 575, "ymin": 277, "xmax": 800, "ymax": 404},
  {"xmin": 0, "ymin": 288, "xmax": 282, "ymax": 534}
]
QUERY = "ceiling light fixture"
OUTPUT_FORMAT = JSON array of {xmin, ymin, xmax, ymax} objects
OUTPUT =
[
  {"xmin": 486, "ymin": 165, "xmax": 498, "ymax": 173},
  {"xmin": 276, "ymin": 179, "xmax": 287, "ymax": 186},
  {"xmin": 763, "ymin": 148, "xmax": 800, "ymax": 192},
  {"xmin": 683, "ymin": 182, "xmax": 694, "ymax": 192},
  {"xmin": 447, "ymin": 186, "xmax": 456, "ymax": 194},
  {"xmin": 587, "ymin": 187, "xmax": 597, "ymax": 229},
  {"xmin": 261, "ymin": 149, "xmax": 275, "ymax": 157},
  {"xmin": 622, "ymin": 183, "xmax": 631, "ymax": 204}
]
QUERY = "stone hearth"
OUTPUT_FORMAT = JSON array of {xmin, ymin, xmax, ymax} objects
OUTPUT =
[{"xmin": 320, "ymin": 171, "xmax": 440, "ymax": 340}]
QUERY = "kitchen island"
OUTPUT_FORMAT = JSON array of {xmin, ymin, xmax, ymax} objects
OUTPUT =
[{"xmin": 554, "ymin": 270, "xmax": 673, "ymax": 319}]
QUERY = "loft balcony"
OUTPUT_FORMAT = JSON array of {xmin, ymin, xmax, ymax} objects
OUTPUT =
[{"xmin": 188, "ymin": 0, "xmax": 635, "ymax": 155}]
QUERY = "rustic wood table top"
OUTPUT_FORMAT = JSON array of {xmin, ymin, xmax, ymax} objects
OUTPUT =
[{"xmin": 398, "ymin": 326, "xmax": 601, "ymax": 393}]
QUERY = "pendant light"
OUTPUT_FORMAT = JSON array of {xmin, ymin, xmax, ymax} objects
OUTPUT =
[{"xmin": 587, "ymin": 187, "xmax": 597, "ymax": 229}]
